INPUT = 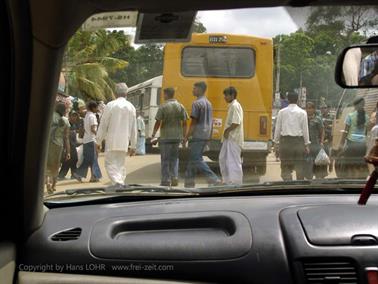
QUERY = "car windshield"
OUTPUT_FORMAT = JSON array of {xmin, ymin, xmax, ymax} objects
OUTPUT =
[{"xmin": 44, "ymin": 5, "xmax": 378, "ymax": 200}]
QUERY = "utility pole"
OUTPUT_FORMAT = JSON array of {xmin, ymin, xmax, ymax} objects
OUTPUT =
[
  {"xmin": 274, "ymin": 35, "xmax": 282, "ymax": 114},
  {"xmin": 275, "ymin": 35, "xmax": 281, "ymax": 94},
  {"xmin": 298, "ymin": 70, "xmax": 303, "ymax": 107}
]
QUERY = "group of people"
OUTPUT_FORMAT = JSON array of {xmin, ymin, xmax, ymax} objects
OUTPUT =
[
  {"xmin": 46, "ymin": 78, "xmax": 378, "ymax": 191},
  {"xmin": 338, "ymin": 98, "xmax": 378, "ymax": 178},
  {"xmin": 45, "ymin": 94, "xmax": 104, "ymax": 193},
  {"xmin": 151, "ymin": 82, "xmax": 244, "ymax": 187},
  {"xmin": 274, "ymin": 91, "xmax": 377, "ymax": 181},
  {"xmin": 45, "ymin": 83, "xmax": 134, "ymax": 193},
  {"xmin": 46, "ymin": 80, "xmax": 245, "ymax": 193},
  {"xmin": 274, "ymin": 92, "xmax": 333, "ymax": 181}
]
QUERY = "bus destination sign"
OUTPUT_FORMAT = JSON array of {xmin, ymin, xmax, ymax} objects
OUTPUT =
[{"xmin": 209, "ymin": 35, "xmax": 227, "ymax": 44}]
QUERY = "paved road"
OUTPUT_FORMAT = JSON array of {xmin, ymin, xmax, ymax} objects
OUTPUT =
[{"xmin": 54, "ymin": 153, "xmax": 336, "ymax": 193}]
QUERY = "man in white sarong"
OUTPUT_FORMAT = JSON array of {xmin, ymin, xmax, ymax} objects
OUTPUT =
[
  {"xmin": 219, "ymin": 86, "xmax": 244, "ymax": 185},
  {"xmin": 96, "ymin": 83, "xmax": 137, "ymax": 190}
]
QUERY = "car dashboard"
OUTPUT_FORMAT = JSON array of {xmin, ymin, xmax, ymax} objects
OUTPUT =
[{"xmin": 21, "ymin": 194, "xmax": 378, "ymax": 284}]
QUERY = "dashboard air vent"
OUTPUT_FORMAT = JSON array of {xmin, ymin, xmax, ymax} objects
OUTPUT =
[
  {"xmin": 303, "ymin": 259, "xmax": 358, "ymax": 284},
  {"xmin": 51, "ymin": 227, "xmax": 82, "ymax": 241}
]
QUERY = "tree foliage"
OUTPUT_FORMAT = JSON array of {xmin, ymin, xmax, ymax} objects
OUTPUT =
[
  {"xmin": 193, "ymin": 20, "xmax": 207, "ymax": 33},
  {"xmin": 275, "ymin": 6, "xmax": 378, "ymax": 107},
  {"xmin": 111, "ymin": 44, "xmax": 164, "ymax": 87},
  {"xmin": 63, "ymin": 30, "xmax": 129, "ymax": 101},
  {"xmin": 64, "ymin": 18, "xmax": 207, "ymax": 99}
]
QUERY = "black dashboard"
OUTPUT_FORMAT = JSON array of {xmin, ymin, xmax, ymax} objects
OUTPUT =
[{"xmin": 21, "ymin": 194, "xmax": 378, "ymax": 283}]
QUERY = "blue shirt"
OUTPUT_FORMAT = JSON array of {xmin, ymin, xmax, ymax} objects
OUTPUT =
[
  {"xmin": 191, "ymin": 96, "xmax": 213, "ymax": 140},
  {"xmin": 359, "ymin": 52, "xmax": 378, "ymax": 79},
  {"xmin": 345, "ymin": 111, "xmax": 369, "ymax": 142}
]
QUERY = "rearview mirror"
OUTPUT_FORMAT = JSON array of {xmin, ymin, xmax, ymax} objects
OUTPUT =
[
  {"xmin": 335, "ymin": 44, "xmax": 378, "ymax": 88},
  {"xmin": 135, "ymin": 11, "xmax": 197, "ymax": 43}
]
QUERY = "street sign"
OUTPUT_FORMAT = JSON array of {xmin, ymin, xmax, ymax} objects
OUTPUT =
[{"xmin": 82, "ymin": 11, "xmax": 138, "ymax": 31}]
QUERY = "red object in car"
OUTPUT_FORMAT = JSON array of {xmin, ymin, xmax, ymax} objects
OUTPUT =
[
  {"xmin": 366, "ymin": 268, "xmax": 378, "ymax": 284},
  {"xmin": 359, "ymin": 147, "xmax": 378, "ymax": 205}
]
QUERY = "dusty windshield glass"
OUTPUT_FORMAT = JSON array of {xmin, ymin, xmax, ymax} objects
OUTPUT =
[{"xmin": 44, "ymin": 6, "xmax": 378, "ymax": 198}]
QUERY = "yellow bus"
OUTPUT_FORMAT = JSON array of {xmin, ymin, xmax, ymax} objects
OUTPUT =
[{"xmin": 162, "ymin": 33, "xmax": 273, "ymax": 176}]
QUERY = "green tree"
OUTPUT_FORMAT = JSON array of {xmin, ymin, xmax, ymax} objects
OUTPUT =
[
  {"xmin": 304, "ymin": 6, "xmax": 378, "ymax": 105},
  {"xmin": 111, "ymin": 18, "xmax": 206, "ymax": 87},
  {"xmin": 193, "ymin": 20, "xmax": 207, "ymax": 33},
  {"xmin": 110, "ymin": 19, "xmax": 206, "ymax": 86},
  {"xmin": 306, "ymin": 6, "xmax": 378, "ymax": 44},
  {"xmin": 275, "ymin": 6, "xmax": 378, "ymax": 107},
  {"xmin": 274, "ymin": 31, "xmax": 315, "ymax": 95},
  {"xmin": 111, "ymin": 44, "xmax": 163, "ymax": 87},
  {"xmin": 63, "ymin": 30, "xmax": 129, "ymax": 101}
]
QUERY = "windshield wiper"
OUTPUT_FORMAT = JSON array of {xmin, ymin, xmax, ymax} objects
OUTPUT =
[
  {"xmin": 189, "ymin": 179, "xmax": 366, "ymax": 195},
  {"xmin": 311, "ymin": 178, "xmax": 367, "ymax": 185},
  {"xmin": 45, "ymin": 184, "xmax": 196, "ymax": 199},
  {"xmin": 44, "ymin": 179, "xmax": 366, "ymax": 206},
  {"xmin": 45, "ymin": 187, "xmax": 106, "ymax": 198},
  {"xmin": 113, "ymin": 185, "xmax": 195, "ymax": 194}
]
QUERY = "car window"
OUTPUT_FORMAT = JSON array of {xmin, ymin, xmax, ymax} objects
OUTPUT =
[{"xmin": 44, "ymin": 5, "xmax": 378, "ymax": 201}]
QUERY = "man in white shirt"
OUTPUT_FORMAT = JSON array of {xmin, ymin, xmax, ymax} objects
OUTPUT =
[
  {"xmin": 96, "ymin": 83, "xmax": 137, "ymax": 190},
  {"xmin": 136, "ymin": 111, "xmax": 146, "ymax": 155},
  {"xmin": 273, "ymin": 92, "xmax": 310, "ymax": 181},
  {"xmin": 219, "ymin": 87, "xmax": 244, "ymax": 185},
  {"xmin": 75, "ymin": 101, "xmax": 102, "ymax": 182}
]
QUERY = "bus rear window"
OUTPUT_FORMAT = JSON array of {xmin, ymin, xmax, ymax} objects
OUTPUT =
[{"xmin": 181, "ymin": 47, "xmax": 255, "ymax": 78}]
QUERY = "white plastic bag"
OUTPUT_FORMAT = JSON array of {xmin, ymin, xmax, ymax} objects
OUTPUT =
[
  {"xmin": 314, "ymin": 148, "xmax": 330, "ymax": 166},
  {"xmin": 76, "ymin": 145, "xmax": 84, "ymax": 168},
  {"xmin": 76, "ymin": 133, "xmax": 83, "ymax": 145}
]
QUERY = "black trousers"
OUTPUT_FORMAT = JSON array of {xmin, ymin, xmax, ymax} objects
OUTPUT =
[
  {"xmin": 279, "ymin": 136, "xmax": 305, "ymax": 181},
  {"xmin": 58, "ymin": 145, "xmax": 78, "ymax": 178}
]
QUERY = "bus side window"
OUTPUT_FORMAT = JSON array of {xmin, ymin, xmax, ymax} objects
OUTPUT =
[
  {"xmin": 129, "ymin": 90, "xmax": 142, "ymax": 110},
  {"xmin": 128, "ymin": 93, "xmax": 134, "ymax": 106},
  {"xmin": 131, "ymin": 90, "xmax": 141, "ymax": 110},
  {"xmin": 137, "ymin": 93, "xmax": 143, "ymax": 110},
  {"xmin": 144, "ymin": 88, "xmax": 151, "ymax": 107},
  {"xmin": 157, "ymin": 88, "xmax": 161, "ymax": 105}
]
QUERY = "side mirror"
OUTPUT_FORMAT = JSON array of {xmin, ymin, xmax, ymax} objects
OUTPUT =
[{"xmin": 335, "ymin": 44, "xmax": 378, "ymax": 88}]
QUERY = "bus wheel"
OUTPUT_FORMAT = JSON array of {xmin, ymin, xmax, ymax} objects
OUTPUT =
[
  {"xmin": 255, "ymin": 163, "xmax": 267, "ymax": 176},
  {"xmin": 206, "ymin": 152, "xmax": 219, "ymax": 162},
  {"xmin": 242, "ymin": 161, "xmax": 266, "ymax": 183},
  {"xmin": 242, "ymin": 159, "xmax": 267, "ymax": 176},
  {"xmin": 242, "ymin": 165, "xmax": 260, "ymax": 183}
]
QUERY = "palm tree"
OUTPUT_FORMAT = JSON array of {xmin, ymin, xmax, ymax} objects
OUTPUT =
[{"xmin": 62, "ymin": 29, "xmax": 129, "ymax": 101}]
